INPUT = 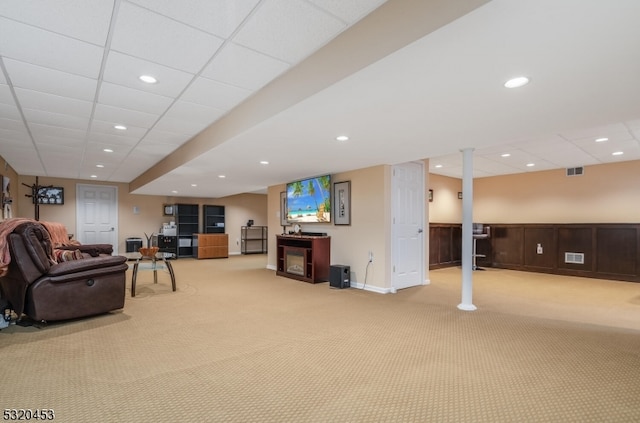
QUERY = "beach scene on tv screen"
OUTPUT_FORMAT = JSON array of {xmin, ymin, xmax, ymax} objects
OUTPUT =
[{"xmin": 287, "ymin": 175, "xmax": 331, "ymax": 223}]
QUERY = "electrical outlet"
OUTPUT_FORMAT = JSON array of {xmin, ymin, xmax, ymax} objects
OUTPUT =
[
  {"xmin": 536, "ymin": 243, "xmax": 543, "ymax": 254},
  {"xmin": 368, "ymin": 251, "xmax": 373, "ymax": 262}
]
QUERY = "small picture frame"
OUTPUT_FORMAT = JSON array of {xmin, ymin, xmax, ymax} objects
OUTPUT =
[
  {"xmin": 280, "ymin": 191, "xmax": 288, "ymax": 226},
  {"xmin": 333, "ymin": 181, "xmax": 351, "ymax": 225},
  {"xmin": 429, "ymin": 189, "xmax": 433, "ymax": 202},
  {"xmin": 34, "ymin": 187, "xmax": 64, "ymax": 205}
]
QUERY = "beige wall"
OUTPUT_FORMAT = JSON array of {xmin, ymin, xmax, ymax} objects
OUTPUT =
[
  {"xmin": 14, "ymin": 175, "xmax": 267, "ymax": 254},
  {"xmin": 268, "ymin": 165, "xmax": 391, "ymax": 291},
  {"xmin": 428, "ymin": 173, "xmax": 463, "ymax": 223},
  {"xmin": 474, "ymin": 160, "xmax": 640, "ymax": 223}
]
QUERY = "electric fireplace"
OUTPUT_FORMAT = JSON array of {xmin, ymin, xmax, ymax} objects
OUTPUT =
[{"xmin": 284, "ymin": 247, "xmax": 306, "ymax": 277}]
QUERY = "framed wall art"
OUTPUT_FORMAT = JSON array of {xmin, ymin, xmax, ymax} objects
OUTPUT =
[
  {"xmin": 280, "ymin": 191, "xmax": 288, "ymax": 226},
  {"xmin": 34, "ymin": 186, "xmax": 64, "ymax": 205},
  {"xmin": 333, "ymin": 181, "xmax": 351, "ymax": 225}
]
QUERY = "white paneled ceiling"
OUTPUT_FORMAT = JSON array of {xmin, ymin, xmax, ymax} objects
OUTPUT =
[{"xmin": 1, "ymin": 0, "xmax": 639, "ymax": 199}]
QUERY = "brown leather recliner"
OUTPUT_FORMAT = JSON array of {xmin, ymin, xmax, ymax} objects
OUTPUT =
[{"xmin": 0, "ymin": 221, "xmax": 128, "ymax": 322}]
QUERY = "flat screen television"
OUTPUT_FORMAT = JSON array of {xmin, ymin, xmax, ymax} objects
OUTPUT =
[{"xmin": 286, "ymin": 175, "xmax": 331, "ymax": 223}]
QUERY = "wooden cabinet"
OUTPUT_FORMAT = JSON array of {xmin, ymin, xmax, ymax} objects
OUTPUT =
[
  {"xmin": 276, "ymin": 235, "xmax": 330, "ymax": 283},
  {"xmin": 241, "ymin": 226, "xmax": 267, "ymax": 254},
  {"xmin": 193, "ymin": 233, "xmax": 228, "ymax": 259}
]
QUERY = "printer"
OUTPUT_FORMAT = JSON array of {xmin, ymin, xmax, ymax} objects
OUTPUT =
[{"xmin": 161, "ymin": 222, "xmax": 177, "ymax": 236}]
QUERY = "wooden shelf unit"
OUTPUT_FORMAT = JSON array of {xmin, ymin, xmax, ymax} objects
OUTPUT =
[
  {"xmin": 192, "ymin": 233, "xmax": 228, "ymax": 259},
  {"xmin": 276, "ymin": 235, "xmax": 330, "ymax": 283},
  {"xmin": 241, "ymin": 226, "xmax": 268, "ymax": 254}
]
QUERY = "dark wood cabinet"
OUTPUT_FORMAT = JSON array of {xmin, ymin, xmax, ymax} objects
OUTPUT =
[{"xmin": 276, "ymin": 235, "xmax": 330, "ymax": 283}]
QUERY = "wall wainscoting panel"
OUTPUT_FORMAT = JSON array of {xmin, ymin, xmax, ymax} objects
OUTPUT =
[{"xmin": 429, "ymin": 223, "xmax": 640, "ymax": 283}]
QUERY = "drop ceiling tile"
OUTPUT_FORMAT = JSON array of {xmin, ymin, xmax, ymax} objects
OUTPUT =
[
  {"xmin": 580, "ymin": 139, "xmax": 640, "ymax": 160},
  {"xmin": 0, "ymin": 127, "xmax": 30, "ymax": 143},
  {"xmin": 473, "ymin": 156, "xmax": 525, "ymax": 175},
  {"xmin": 624, "ymin": 119, "xmax": 640, "ymax": 131},
  {"xmin": 98, "ymin": 82, "xmax": 173, "ymax": 115},
  {"xmin": 201, "ymin": 42, "xmax": 290, "ymax": 90},
  {"xmin": 0, "ymin": 17, "xmax": 104, "ymax": 78},
  {"xmin": 14, "ymin": 88, "xmax": 93, "ymax": 119},
  {"xmin": 569, "ymin": 132, "xmax": 634, "ymax": 148},
  {"xmin": 0, "ymin": 84, "xmax": 16, "ymax": 106},
  {"xmin": 558, "ymin": 123, "xmax": 630, "ymax": 141},
  {"xmin": 3, "ymin": 156, "xmax": 43, "ymax": 176},
  {"xmin": 87, "ymin": 130, "xmax": 142, "ymax": 147},
  {"xmin": 181, "ymin": 77, "xmax": 251, "ymax": 110},
  {"xmin": 0, "ymin": 117, "xmax": 27, "ymax": 132},
  {"xmin": 22, "ymin": 108, "xmax": 89, "ymax": 131},
  {"xmin": 110, "ymin": 2, "xmax": 224, "ymax": 74},
  {"xmin": 93, "ymin": 104, "xmax": 159, "ymax": 129},
  {"xmin": 102, "ymin": 51, "xmax": 195, "ymax": 98},
  {"xmin": 90, "ymin": 120, "xmax": 147, "ymax": 139},
  {"xmin": 3, "ymin": 59, "xmax": 98, "ymax": 102},
  {"xmin": 128, "ymin": 0, "xmax": 260, "ymax": 39},
  {"xmin": 234, "ymin": 0, "xmax": 346, "ymax": 64},
  {"xmin": 30, "ymin": 123, "xmax": 87, "ymax": 141},
  {"xmin": 84, "ymin": 141, "xmax": 131, "ymax": 157},
  {"xmin": 34, "ymin": 134, "xmax": 85, "ymax": 149},
  {"xmin": 308, "ymin": 0, "xmax": 387, "ymax": 23},
  {"xmin": 0, "ymin": 103, "xmax": 21, "ymax": 120},
  {"xmin": 0, "ymin": 0, "xmax": 113, "ymax": 45}
]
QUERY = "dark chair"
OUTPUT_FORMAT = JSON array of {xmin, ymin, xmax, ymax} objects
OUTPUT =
[
  {"xmin": 472, "ymin": 223, "xmax": 491, "ymax": 270},
  {"xmin": 0, "ymin": 221, "xmax": 128, "ymax": 322}
]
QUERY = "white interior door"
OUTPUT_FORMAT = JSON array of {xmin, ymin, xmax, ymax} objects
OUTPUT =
[
  {"xmin": 392, "ymin": 161, "xmax": 425, "ymax": 290},
  {"xmin": 76, "ymin": 184, "xmax": 118, "ymax": 252}
]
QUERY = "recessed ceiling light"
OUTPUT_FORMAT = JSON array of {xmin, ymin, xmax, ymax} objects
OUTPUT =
[
  {"xmin": 114, "ymin": 125, "xmax": 127, "ymax": 130},
  {"xmin": 434, "ymin": 164, "xmax": 443, "ymax": 168},
  {"xmin": 90, "ymin": 175, "xmax": 97, "ymax": 178},
  {"xmin": 191, "ymin": 184, "xmax": 197, "ymax": 187},
  {"xmin": 96, "ymin": 164, "xmax": 104, "ymax": 168},
  {"xmin": 171, "ymin": 190, "xmax": 178, "ymax": 194},
  {"xmin": 139, "ymin": 75, "xmax": 157, "ymax": 84},
  {"xmin": 501, "ymin": 153, "xmax": 511, "ymax": 157},
  {"xmin": 218, "ymin": 175, "xmax": 226, "ymax": 178},
  {"xmin": 595, "ymin": 137, "xmax": 609, "ymax": 142},
  {"xmin": 504, "ymin": 76, "xmax": 530, "ymax": 88},
  {"xmin": 260, "ymin": 160, "xmax": 269, "ymax": 165},
  {"xmin": 336, "ymin": 135, "xmax": 349, "ymax": 141},
  {"xmin": 526, "ymin": 163, "xmax": 535, "ymax": 167},
  {"xmin": 612, "ymin": 151, "xmax": 624, "ymax": 156},
  {"xmin": 103, "ymin": 148, "xmax": 114, "ymax": 153}
]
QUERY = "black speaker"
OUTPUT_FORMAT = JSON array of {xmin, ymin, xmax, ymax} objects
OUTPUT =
[{"xmin": 330, "ymin": 265, "xmax": 350, "ymax": 289}]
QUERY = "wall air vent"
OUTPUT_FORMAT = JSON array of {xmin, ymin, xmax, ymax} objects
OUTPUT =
[
  {"xmin": 566, "ymin": 166, "xmax": 584, "ymax": 176},
  {"xmin": 564, "ymin": 252, "xmax": 585, "ymax": 264}
]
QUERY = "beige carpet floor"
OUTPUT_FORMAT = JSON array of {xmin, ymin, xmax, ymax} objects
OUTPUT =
[{"xmin": 1, "ymin": 255, "xmax": 639, "ymax": 422}]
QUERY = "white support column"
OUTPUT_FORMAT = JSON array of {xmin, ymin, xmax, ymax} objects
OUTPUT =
[{"xmin": 458, "ymin": 148, "xmax": 477, "ymax": 311}]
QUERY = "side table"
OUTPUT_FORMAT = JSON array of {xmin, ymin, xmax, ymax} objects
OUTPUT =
[{"xmin": 125, "ymin": 252, "xmax": 176, "ymax": 297}]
